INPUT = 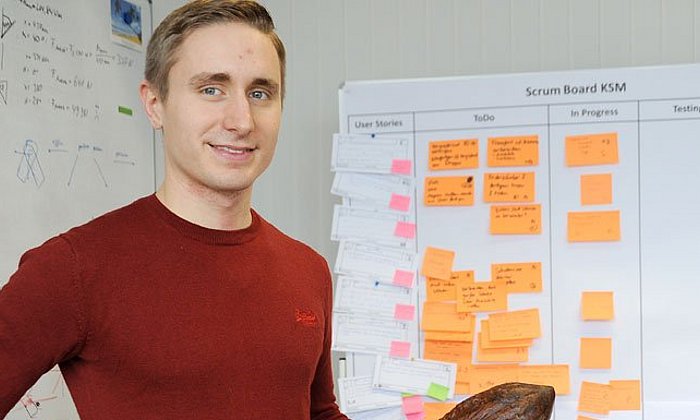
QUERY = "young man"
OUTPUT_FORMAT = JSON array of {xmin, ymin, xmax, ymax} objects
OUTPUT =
[{"xmin": 0, "ymin": 1, "xmax": 347, "ymax": 418}]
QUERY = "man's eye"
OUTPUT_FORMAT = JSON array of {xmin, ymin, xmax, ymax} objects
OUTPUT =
[
  {"xmin": 202, "ymin": 87, "xmax": 221, "ymax": 96},
  {"xmin": 249, "ymin": 90, "xmax": 269, "ymax": 100}
]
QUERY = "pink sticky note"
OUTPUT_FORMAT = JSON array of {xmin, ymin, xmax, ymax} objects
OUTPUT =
[
  {"xmin": 391, "ymin": 159, "xmax": 412, "ymax": 175},
  {"xmin": 394, "ymin": 221, "xmax": 416, "ymax": 239},
  {"xmin": 390, "ymin": 193, "xmax": 412, "ymax": 212},
  {"xmin": 390, "ymin": 340, "xmax": 411, "ymax": 358},
  {"xmin": 402, "ymin": 395, "xmax": 424, "ymax": 414},
  {"xmin": 394, "ymin": 304, "xmax": 416, "ymax": 321},
  {"xmin": 393, "ymin": 270, "xmax": 414, "ymax": 288},
  {"xmin": 406, "ymin": 413, "xmax": 425, "ymax": 420}
]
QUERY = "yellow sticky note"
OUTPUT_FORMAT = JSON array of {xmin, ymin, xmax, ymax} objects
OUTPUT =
[
  {"xmin": 427, "ymin": 271, "xmax": 474, "ymax": 302},
  {"xmin": 421, "ymin": 302, "xmax": 474, "ymax": 333},
  {"xmin": 424, "ymin": 402, "xmax": 458, "ymax": 420},
  {"xmin": 517, "ymin": 364, "xmax": 570, "ymax": 395},
  {"xmin": 421, "ymin": 247, "xmax": 455, "ymax": 280},
  {"xmin": 490, "ymin": 204, "xmax": 541, "ymax": 235},
  {"xmin": 424, "ymin": 176, "xmax": 475, "ymax": 206},
  {"xmin": 424, "ymin": 339, "xmax": 472, "ymax": 363},
  {"xmin": 566, "ymin": 132, "xmax": 619, "ymax": 166},
  {"xmin": 491, "ymin": 262, "xmax": 542, "ymax": 293},
  {"xmin": 581, "ymin": 173, "xmax": 613, "ymax": 205},
  {"xmin": 580, "ymin": 337, "xmax": 612, "ymax": 369},
  {"xmin": 480, "ymin": 319, "xmax": 533, "ymax": 349},
  {"xmin": 609, "ymin": 379, "xmax": 641, "ymax": 411},
  {"xmin": 457, "ymin": 281, "xmax": 507, "ymax": 313},
  {"xmin": 581, "ymin": 291, "xmax": 614, "ymax": 320},
  {"xmin": 578, "ymin": 381, "xmax": 611, "ymax": 415},
  {"xmin": 488, "ymin": 135, "xmax": 539, "ymax": 167},
  {"xmin": 568, "ymin": 210, "xmax": 620, "ymax": 242},
  {"xmin": 483, "ymin": 172, "xmax": 535, "ymax": 202},
  {"xmin": 476, "ymin": 335, "xmax": 529, "ymax": 362},
  {"xmin": 488, "ymin": 308, "xmax": 541, "ymax": 340},
  {"xmin": 429, "ymin": 139, "xmax": 479, "ymax": 170}
]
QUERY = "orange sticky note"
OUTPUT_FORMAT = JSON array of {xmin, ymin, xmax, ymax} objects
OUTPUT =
[
  {"xmin": 391, "ymin": 159, "xmax": 412, "ymax": 175},
  {"xmin": 578, "ymin": 381, "xmax": 611, "ymax": 415},
  {"xmin": 468, "ymin": 364, "xmax": 520, "ymax": 394},
  {"xmin": 488, "ymin": 308, "xmax": 541, "ymax": 340},
  {"xmin": 581, "ymin": 173, "xmax": 612, "ymax": 205},
  {"xmin": 483, "ymin": 172, "xmax": 535, "ymax": 203},
  {"xmin": 429, "ymin": 139, "xmax": 479, "ymax": 170},
  {"xmin": 421, "ymin": 247, "xmax": 455, "ymax": 280},
  {"xmin": 421, "ymin": 302, "xmax": 474, "ymax": 333},
  {"xmin": 568, "ymin": 210, "xmax": 620, "ymax": 242},
  {"xmin": 577, "ymin": 416, "xmax": 598, "ymax": 420},
  {"xmin": 490, "ymin": 204, "xmax": 541, "ymax": 234},
  {"xmin": 457, "ymin": 281, "xmax": 507, "ymax": 313},
  {"xmin": 424, "ymin": 176, "xmax": 475, "ymax": 206},
  {"xmin": 488, "ymin": 135, "xmax": 539, "ymax": 167},
  {"xmin": 581, "ymin": 291, "xmax": 614, "ymax": 320},
  {"xmin": 480, "ymin": 320, "xmax": 533, "ymax": 349},
  {"xmin": 455, "ymin": 381, "xmax": 470, "ymax": 395},
  {"xmin": 424, "ymin": 330, "xmax": 474, "ymax": 343},
  {"xmin": 395, "ymin": 304, "xmax": 415, "ymax": 321},
  {"xmin": 394, "ymin": 221, "xmax": 416, "ymax": 239},
  {"xmin": 424, "ymin": 340, "xmax": 472, "ymax": 363},
  {"xmin": 609, "ymin": 379, "xmax": 641, "ymax": 410},
  {"xmin": 476, "ymin": 335, "xmax": 529, "ymax": 362},
  {"xmin": 580, "ymin": 337, "xmax": 612, "ymax": 369},
  {"xmin": 390, "ymin": 193, "xmax": 412, "ymax": 212},
  {"xmin": 566, "ymin": 132, "xmax": 619, "ymax": 166},
  {"xmin": 427, "ymin": 271, "xmax": 474, "ymax": 302},
  {"xmin": 491, "ymin": 262, "xmax": 542, "ymax": 293},
  {"xmin": 390, "ymin": 340, "xmax": 411, "ymax": 358},
  {"xmin": 517, "ymin": 364, "xmax": 570, "ymax": 395},
  {"xmin": 424, "ymin": 402, "xmax": 458, "ymax": 420}
]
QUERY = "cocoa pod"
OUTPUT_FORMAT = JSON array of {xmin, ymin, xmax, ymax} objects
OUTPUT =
[{"xmin": 439, "ymin": 382, "xmax": 555, "ymax": 420}]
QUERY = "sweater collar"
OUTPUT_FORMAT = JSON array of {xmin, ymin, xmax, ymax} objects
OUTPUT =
[{"xmin": 145, "ymin": 194, "xmax": 261, "ymax": 245}]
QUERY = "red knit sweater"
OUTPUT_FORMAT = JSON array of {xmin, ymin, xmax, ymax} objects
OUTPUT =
[{"xmin": 0, "ymin": 195, "xmax": 347, "ymax": 419}]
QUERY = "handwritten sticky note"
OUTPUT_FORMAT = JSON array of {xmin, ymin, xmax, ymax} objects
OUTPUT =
[
  {"xmin": 421, "ymin": 247, "xmax": 455, "ymax": 280},
  {"xmin": 394, "ymin": 221, "xmax": 417, "ymax": 239},
  {"xmin": 480, "ymin": 319, "xmax": 533, "ymax": 349},
  {"xmin": 427, "ymin": 271, "xmax": 474, "ymax": 302},
  {"xmin": 568, "ymin": 210, "xmax": 620, "ymax": 242},
  {"xmin": 580, "ymin": 337, "xmax": 612, "ymax": 369},
  {"xmin": 424, "ymin": 176, "xmax": 475, "ymax": 206},
  {"xmin": 581, "ymin": 173, "xmax": 612, "ymax": 205},
  {"xmin": 483, "ymin": 172, "xmax": 535, "ymax": 203},
  {"xmin": 491, "ymin": 262, "xmax": 542, "ymax": 293},
  {"xmin": 391, "ymin": 159, "xmax": 413, "ymax": 175},
  {"xmin": 581, "ymin": 291, "xmax": 614, "ymax": 320},
  {"xmin": 468, "ymin": 364, "xmax": 520, "ymax": 394},
  {"xmin": 488, "ymin": 135, "xmax": 539, "ymax": 167},
  {"xmin": 390, "ymin": 193, "xmax": 412, "ymax": 212},
  {"xmin": 578, "ymin": 381, "xmax": 611, "ymax": 415},
  {"xmin": 402, "ymin": 395, "xmax": 424, "ymax": 414},
  {"xmin": 427, "ymin": 383, "xmax": 449, "ymax": 401},
  {"xmin": 566, "ymin": 132, "xmax": 619, "ymax": 166},
  {"xmin": 424, "ymin": 330, "xmax": 473, "ymax": 343},
  {"xmin": 424, "ymin": 339, "xmax": 472, "ymax": 363},
  {"xmin": 393, "ymin": 269, "xmax": 415, "ymax": 288},
  {"xmin": 457, "ymin": 282, "xmax": 507, "ymax": 313},
  {"xmin": 609, "ymin": 379, "xmax": 641, "ymax": 410},
  {"xmin": 517, "ymin": 364, "xmax": 570, "ymax": 395},
  {"xmin": 421, "ymin": 302, "xmax": 474, "ymax": 333},
  {"xmin": 390, "ymin": 340, "xmax": 411, "ymax": 358},
  {"xmin": 424, "ymin": 402, "xmax": 458, "ymax": 420},
  {"xmin": 490, "ymin": 204, "xmax": 541, "ymax": 234},
  {"xmin": 429, "ymin": 139, "xmax": 479, "ymax": 170},
  {"xmin": 476, "ymin": 336, "xmax": 529, "ymax": 362},
  {"xmin": 395, "ymin": 304, "xmax": 416, "ymax": 321},
  {"xmin": 488, "ymin": 308, "xmax": 541, "ymax": 340}
]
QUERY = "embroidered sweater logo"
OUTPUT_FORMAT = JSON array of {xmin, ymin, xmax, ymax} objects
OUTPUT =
[{"xmin": 295, "ymin": 309, "xmax": 317, "ymax": 326}]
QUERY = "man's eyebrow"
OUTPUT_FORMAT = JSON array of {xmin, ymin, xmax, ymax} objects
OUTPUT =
[
  {"xmin": 188, "ymin": 72, "xmax": 231, "ymax": 86},
  {"xmin": 251, "ymin": 78, "xmax": 280, "ymax": 95}
]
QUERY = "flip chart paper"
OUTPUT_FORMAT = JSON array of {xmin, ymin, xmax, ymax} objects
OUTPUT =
[
  {"xmin": 331, "ymin": 133, "xmax": 412, "ymax": 174},
  {"xmin": 580, "ymin": 173, "xmax": 613, "ymax": 205},
  {"xmin": 337, "ymin": 376, "xmax": 402, "ymax": 413},
  {"xmin": 457, "ymin": 282, "xmax": 508, "ymax": 313},
  {"xmin": 566, "ymin": 132, "xmax": 619, "ymax": 167},
  {"xmin": 581, "ymin": 291, "xmax": 614, "ymax": 320},
  {"xmin": 424, "ymin": 176, "xmax": 475, "ymax": 206},
  {"xmin": 580, "ymin": 337, "xmax": 612, "ymax": 369},
  {"xmin": 331, "ymin": 172, "xmax": 414, "ymax": 204},
  {"xmin": 335, "ymin": 241, "xmax": 417, "ymax": 286},
  {"xmin": 373, "ymin": 355, "xmax": 457, "ymax": 399},
  {"xmin": 421, "ymin": 247, "xmax": 455, "ymax": 280},
  {"xmin": 568, "ymin": 210, "xmax": 620, "ymax": 242},
  {"xmin": 490, "ymin": 204, "xmax": 541, "ymax": 234},
  {"xmin": 332, "ymin": 312, "xmax": 410, "ymax": 354},
  {"xmin": 488, "ymin": 308, "xmax": 541, "ymax": 340},
  {"xmin": 578, "ymin": 381, "xmax": 611, "ymax": 415},
  {"xmin": 334, "ymin": 276, "xmax": 413, "ymax": 319},
  {"xmin": 487, "ymin": 135, "xmax": 539, "ymax": 167},
  {"xmin": 332, "ymin": 205, "xmax": 416, "ymax": 249},
  {"xmin": 429, "ymin": 139, "xmax": 479, "ymax": 170},
  {"xmin": 491, "ymin": 262, "xmax": 542, "ymax": 293},
  {"xmin": 483, "ymin": 172, "xmax": 535, "ymax": 202}
]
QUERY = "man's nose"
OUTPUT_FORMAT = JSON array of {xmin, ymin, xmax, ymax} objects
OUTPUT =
[{"xmin": 222, "ymin": 92, "xmax": 254, "ymax": 135}]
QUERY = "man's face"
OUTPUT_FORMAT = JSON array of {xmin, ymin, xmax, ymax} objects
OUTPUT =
[{"xmin": 148, "ymin": 22, "xmax": 282, "ymax": 197}]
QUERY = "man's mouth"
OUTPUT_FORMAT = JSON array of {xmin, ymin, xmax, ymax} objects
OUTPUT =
[{"xmin": 209, "ymin": 144, "xmax": 256, "ymax": 154}]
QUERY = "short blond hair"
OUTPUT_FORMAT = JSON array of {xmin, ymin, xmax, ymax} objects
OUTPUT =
[{"xmin": 145, "ymin": 0, "xmax": 286, "ymax": 101}]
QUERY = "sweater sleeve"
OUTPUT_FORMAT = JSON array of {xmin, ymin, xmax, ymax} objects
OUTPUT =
[
  {"xmin": 309, "ymin": 258, "xmax": 348, "ymax": 420},
  {"xmin": 0, "ymin": 236, "xmax": 87, "ymax": 416}
]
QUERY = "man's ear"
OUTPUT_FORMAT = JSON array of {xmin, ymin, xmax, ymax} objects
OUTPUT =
[{"xmin": 139, "ymin": 80, "xmax": 164, "ymax": 129}]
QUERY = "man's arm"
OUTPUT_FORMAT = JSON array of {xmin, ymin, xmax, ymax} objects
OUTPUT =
[{"xmin": 0, "ymin": 236, "xmax": 87, "ymax": 416}]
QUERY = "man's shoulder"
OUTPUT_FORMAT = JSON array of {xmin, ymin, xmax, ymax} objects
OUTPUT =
[{"xmin": 256, "ymin": 212, "xmax": 326, "ymax": 264}]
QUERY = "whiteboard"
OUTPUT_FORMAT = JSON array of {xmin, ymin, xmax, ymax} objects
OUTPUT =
[
  {"xmin": 339, "ymin": 63, "xmax": 700, "ymax": 419},
  {"xmin": 1, "ymin": 0, "xmax": 153, "ymax": 418}
]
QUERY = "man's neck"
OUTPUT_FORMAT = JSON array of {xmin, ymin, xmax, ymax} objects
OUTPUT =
[{"xmin": 155, "ymin": 181, "xmax": 253, "ymax": 231}]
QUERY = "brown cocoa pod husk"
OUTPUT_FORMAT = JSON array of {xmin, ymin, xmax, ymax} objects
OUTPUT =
[{"xmin": 439, "ymin": 382, "xmax": 555, "ymax": 420}]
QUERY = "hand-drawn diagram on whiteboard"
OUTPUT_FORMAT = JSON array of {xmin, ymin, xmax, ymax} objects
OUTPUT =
[
  {"xmin": 1, "ymin": 7, "xmax": 15, "ymax": 39},
  {"xmin": 67, "ymin": 143, "xmax": 109, "ymax": 188},
  {"xmin": 15, "ymin": 139, "xmax": 45, "ymax": 187},
  {"xmin": 0, "ymin": 79, "xmax": 7, "ymax": 104}
]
